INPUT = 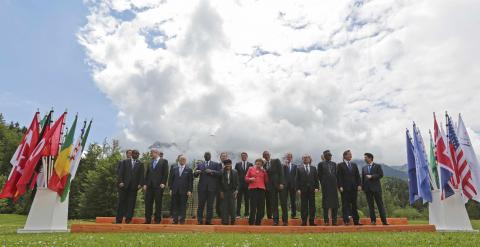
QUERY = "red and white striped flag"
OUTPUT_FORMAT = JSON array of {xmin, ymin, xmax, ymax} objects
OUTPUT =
[{"xmin": 446, "ymin": 113, "xmax": 477, "ymax": 200}]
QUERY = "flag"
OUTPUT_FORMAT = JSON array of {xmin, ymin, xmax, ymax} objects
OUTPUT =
[
  {"xmin": 15, "ymin": 112, "xmax": 66, "ymax": 199},
  {"xmin": 42, "ymin": 112, "xmax": 63, "ymax": 157},
  {"xmin": 433, "ymin": 113, "xmax": 455, "ymax": 199},
  {"xmin": 446, "ymin": 113, "xmax": 477, "ymax": 200},
  {"xmin": 412, "ymin": 123, "xmax": 432, "ymax": 203},
  {"xmin": 60, "ymin": 119, "xmax": 92, "ymax": 202},
  {"xmin": 48, "ymin": 115, "xmax": 77, "ymax": 196},
  {"xmin": 0, "ymin": 112, "xmax": 40, "ymax": 199},
  {"xmin": 406, "ymin": 129, "xmax": 419, "ymax": 204},
  {"xmin": 429, "ymin": 130, "xmax": 440, "ymax": 189},
  {"xmin": 457, "ymin": 114, "xmax": 480, "ymax": 202}
]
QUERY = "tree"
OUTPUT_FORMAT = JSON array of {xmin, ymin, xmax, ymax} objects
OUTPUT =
[{"xmin": 77, "ymin": 149, "xmax": 121, "ymax": 218}]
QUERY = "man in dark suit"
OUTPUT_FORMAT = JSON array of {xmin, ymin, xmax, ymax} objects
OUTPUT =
[
  {"xmin": 219, "ymin": 159, "xmax": 239, "ymax": 225},
  {"xmin": 318, "ymin": 150, "xmax": 339, "ymax": 226},
  {"xmin": 235, "ymin": 152, "xmax": 253, "ymax": 218},
  {"xmin": 337, "ymin": 150, "xmax": 362, "ymax": 225},
  {"xmin": 216, "ymin": 152, "xmax": 229, "ymax": 218},
  {"xmin": 194, "ymin": 152, "xmax": 222, "ymax": 225},
  {"xmin": 283, "ymin": 153, "xmax": 297, "ymax": 220},
  {"xmin": 362, "ymin": 152, "xmax": 388, "ymax": 225},
  {"xmin": 296, "ymin": 154, "xmax": 319, "ymax": 226},
  {"xmin": 168, "ymin": 155, "xmax": 193, "ymax": 224},
  {"xmin": 143, "ymin": 148, "xmax": 169, "ymax": 224},
  {"xmin": 116, "ymin": 150, "xmax": 144, "ymax": 224},
  {"xmin": 263, "ymin": 150, "xmax": 286, "ymax": 226}
]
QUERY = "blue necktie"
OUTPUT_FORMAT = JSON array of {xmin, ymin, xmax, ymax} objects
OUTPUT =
[
  {"xmin": 153, "ymin": 160, "xmax": 158, "ymax": 169},
  {"xmin": 368, "ymin": 165, "xmax": 372, "ymax": 174}
]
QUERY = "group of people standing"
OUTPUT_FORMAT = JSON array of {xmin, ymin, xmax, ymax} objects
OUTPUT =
[{"xmin": 116, "ymin": 149, "xmax": 388, "ymax": 226}]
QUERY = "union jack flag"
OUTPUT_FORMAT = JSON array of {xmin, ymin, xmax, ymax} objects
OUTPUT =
[
  {"xmin": 446, "ymin": 113, "xmax": 477, "ymax": 200},
  {"xmin": 433, "ymin": 114, "xmax": 455, "ymax": 199}
]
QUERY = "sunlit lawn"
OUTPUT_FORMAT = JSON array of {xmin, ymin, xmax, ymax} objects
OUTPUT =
[{"xmin": 1, "ymin": 214, "xmax": 479, "ymax": 246}]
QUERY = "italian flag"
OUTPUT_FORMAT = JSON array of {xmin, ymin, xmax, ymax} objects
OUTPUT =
[{"xmin": 48, "ymin": 115, "xmax": 77, "ymax": 196}]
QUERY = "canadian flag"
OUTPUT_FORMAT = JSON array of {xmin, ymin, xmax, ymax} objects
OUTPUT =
[
  {"xmin": 14, "ymin": 112, "xmax": 66, "ymax": 200},
  {"xmin": 0, "ymin": 112, "xmax": 40, "ymax": 199}
]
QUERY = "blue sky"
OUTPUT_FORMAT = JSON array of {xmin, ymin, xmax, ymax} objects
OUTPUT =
[{"xmin": 0, "ymin": 0, "xmax": 117, "ymax": 144}]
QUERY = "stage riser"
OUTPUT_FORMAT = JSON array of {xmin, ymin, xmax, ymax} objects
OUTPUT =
[
  {"xmin": 95, "ymin": 217, "xmax": 408, "ymax": 225},
  {"xmin": 71, "ymin": 224, "xmax": 435, "ymax": 233}
]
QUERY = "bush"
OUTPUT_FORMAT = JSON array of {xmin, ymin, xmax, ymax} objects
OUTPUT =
[
  {"xmin": 391, "ymin": 207, "xmax": 423, "ymax": 219},
  {"xmin": 78, "ymin": 151, "xmax": 121, "ymax": 219}
]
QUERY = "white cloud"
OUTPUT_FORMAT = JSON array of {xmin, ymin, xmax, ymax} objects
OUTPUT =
[{"xmin": 79, "ymin": 0, "xmax": 480, "ymax": 164}]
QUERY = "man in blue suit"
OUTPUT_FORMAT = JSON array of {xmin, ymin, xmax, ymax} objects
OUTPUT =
[
  {"xmin": 194, "ymin": 152, "xmax": 222, "ymax": 225},
  {"xmin": 168, "ymin": 155, "xmax": 193, "ymax": 224}
]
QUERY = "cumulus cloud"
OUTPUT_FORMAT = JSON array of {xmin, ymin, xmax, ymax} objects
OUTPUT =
[{"xmin": 79, "ymin": 0, "xmax": 480, "ymax": 164}]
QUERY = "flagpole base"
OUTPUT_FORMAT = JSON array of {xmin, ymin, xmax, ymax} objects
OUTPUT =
[
  {"xmin": 18, "ymin": 188, "xmax": 69, "ymax": 234},
  {"xmin": 429, "ymin": 189, "xmax": 474, "ymax": 232}
]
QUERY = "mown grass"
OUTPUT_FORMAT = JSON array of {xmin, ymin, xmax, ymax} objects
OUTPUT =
[{"xmin": 0, "ymin": 214, "xmax": 479, "ymax": 246}]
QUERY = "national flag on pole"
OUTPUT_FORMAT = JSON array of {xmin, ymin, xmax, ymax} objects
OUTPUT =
[
  {"xmin": 60, "ymin": 119, "xmax": 92, "ymax": 202},
  {"xmin": 0, "ymin": 112, "xmax": 40, "ymax": 199},
  {"xmin": 15, "ymin": 112, "xmax": 66, "ymax": 199},
  {"xmin": 42, "ymin": 112, "xmax": 63, "ymax": 157},
  {"xmin": 406, "ymin": 129, "xmax": 419, "ymax": 204},
  {"xmin": 429, "ymin": 130, "xmax": 440, "ymax": 189},
  {"xmin": 412, "ymin": 123, "xmax": 432, "ymax": 203},
  {"xmin": 446, "ymin": 113, "xmax": 477, "ymax": 200},
  {"xmin": 48, "ymin": 114, "xmax": 77, "ymax": 196},
  {"xmin": 433, "ymin": 113, "xmax": 455, "ymax": 199},
  {"xmin": 457, "ymin": 114, "xmax": 480, "ymax": 202}
]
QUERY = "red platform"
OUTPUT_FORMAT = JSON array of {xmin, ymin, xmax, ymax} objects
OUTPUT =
[{"xmin": 71, "ymin": 223, "xmax": 435, "ymax": 233}]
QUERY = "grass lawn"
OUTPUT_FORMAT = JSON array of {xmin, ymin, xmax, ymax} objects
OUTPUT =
[{"xmin": 0, "ymin": 214, "xmax": 479, "ymax": 246}]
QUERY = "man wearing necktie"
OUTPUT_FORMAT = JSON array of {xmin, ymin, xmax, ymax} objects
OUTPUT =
[
  {"xmin": 317, "ymin": 150, "xmax": 339, "ymax": 226},
  {"xmin": 116, "ymin": 150, "xmax": 144, "ymax": 224},
  {"xmin": 263, "ymin": 150, "xmax": 286, "ymax": 226},
  {"xmin": 168, "ymin": 155, "xmax": 193, "ymax": 224},
  {"xmin": 336, "ymin": 150, "xmax": 362, "ymax": 225},
  {"xmin": 282, "ymin": 153, "xmax": 298, "ymax": 220},
  {"xmin": 144, "ymin": 149, "xmax": 169, "ymax": 224},
  {"xmin": 235, "ymin": 152, "xmax": 253, "ymax": 218},
  {"xmin": 194, "ymin": 152, "xmax": 221, "ymax": 225},
  {"xmin": 362, "ymin": 153, "xmax": 388, "ymax": 225},
  {"xmin": 296, "ymin": 154, "xmax": 319, "ymax": 226}
]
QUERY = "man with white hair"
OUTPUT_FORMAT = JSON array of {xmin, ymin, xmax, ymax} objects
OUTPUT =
[
  {"xmin": 144, "ymin": 148, "xmax": 169, "ymax": 224},
  {"xmin": 168, "ymin": 155, "xmax": 193, "ymax": 224}
]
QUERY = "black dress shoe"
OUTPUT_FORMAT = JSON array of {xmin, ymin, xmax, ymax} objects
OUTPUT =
[
  {"xmin": 301, "ymin": 223, "xmax": 307, "ymax": 226},
  {"xmin": 309, "ymin": 223, "xmax": 317, "ymax": 226},
  {"xmin": 291, "ymin": 216, "xmax": 298, "ymax": 219},
  {"xmin": 205, "ymin": 222, "xmax": 213, "ymax": 225},
  {"xmin": 273, "ymin": 222, "xmax": 279, "ymax": 226},
  {"xmin": 370, "ymin": 222, "xmax": 376, "ymax": 225},
  {"xmin": 144, "ymin": 222, "xmax": 151, "ymax": 224},
  {"xmin": 332, "ymin": 222, "xmax": 337, "ymax": 226},
  {"xmin": 197, "ymin": 221, "xmax": 203, "ymax": 225},
  {"xmin": 283, "ymin": 222, "xmax": 288, "ymax": 226},
  {"xmin": 172, "ymin": 222, "xmax": 178, "ymax": 224},
  {"xmin": 382, "ymin": 223, "xmax": 389, "ymax": 226},
  {"xmin": 354, "ymin": 223, "xmax": 363, "ymax": 226}
]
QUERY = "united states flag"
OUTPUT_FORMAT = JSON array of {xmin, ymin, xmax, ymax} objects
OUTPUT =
[{"xmin": 446, "ymin": 114, "xmax": 477, "ymax": 200}]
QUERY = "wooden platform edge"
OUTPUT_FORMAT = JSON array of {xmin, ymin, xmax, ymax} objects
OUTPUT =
[{"xmin": 71, "ymin": 223, "xmax": 435, "ymax": 234}]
